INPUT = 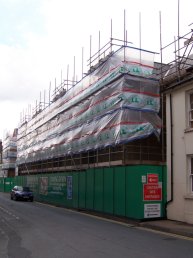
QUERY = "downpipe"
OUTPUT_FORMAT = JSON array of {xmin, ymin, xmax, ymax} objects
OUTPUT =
[{"xmin": 166, "ymin": 93, "xmax": 174, "ymax": 208}]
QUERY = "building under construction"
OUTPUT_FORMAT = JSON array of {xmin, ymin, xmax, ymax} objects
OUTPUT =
[
  {"xmin": 2, "ymin": 129, "xmax": 18, "ymax": 177},
  {"xmin": 0, "ymin": 13, "xmax": 168, "ymax": 220},
  {"xmin": 16, "ymin": 39, "xmax": 165, "ymax": 175}
]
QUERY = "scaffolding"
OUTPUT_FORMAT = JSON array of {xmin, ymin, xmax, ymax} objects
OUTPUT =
[
  {"xmin": 17, "ymin": 12, "xmax": 166, "ymax": 175},
  {"xmin": 2, "ymin": 129, "xmax": 18, "ymax": 177},
  {"xmin": 160, "ymin": 20, "xmax": 193, "ymax": 91},
  {"xmin": 18, "ymin": 138, "xmax": 164, "ymax": 175}
]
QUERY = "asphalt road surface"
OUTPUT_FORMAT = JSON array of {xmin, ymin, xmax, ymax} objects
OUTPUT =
[{"xmin": 0, "ymin": 192, "xmax": 193, "ymax": 258}]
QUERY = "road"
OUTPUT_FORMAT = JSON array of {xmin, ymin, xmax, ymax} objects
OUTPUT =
[{"xmin": 0, "ymin": 192, "xmax": 193, "ymax": 258}]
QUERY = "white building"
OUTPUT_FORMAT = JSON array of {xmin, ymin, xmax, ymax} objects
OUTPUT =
[{"xmin": 162, "ymin": 29, "xmax": 193, "ymax": 224}]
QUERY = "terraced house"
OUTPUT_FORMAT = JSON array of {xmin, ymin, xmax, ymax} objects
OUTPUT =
[{"xmin": 161, "ymin": 28, "xmax": 193, "ymax": 224}]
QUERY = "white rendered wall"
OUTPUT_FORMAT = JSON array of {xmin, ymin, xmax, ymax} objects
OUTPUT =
[{"xmin": 166, "ymin": 81, "xmax": 193, "ymax": 223}]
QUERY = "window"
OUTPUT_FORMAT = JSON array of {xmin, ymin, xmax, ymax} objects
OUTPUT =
[
  {"xmin": 189, "ymin": 157, "xmax": 193, "ymax": 193},
  {"xmin": 189, "ymin": 93, "xmax": 193, "ymax": 128}
]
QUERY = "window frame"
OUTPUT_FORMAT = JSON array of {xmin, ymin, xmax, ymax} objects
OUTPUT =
[
  {"xmin": 187, "ymin": 91, "xmax": 193, "ymax": 129},
  {"xmin": 188, "ymin": 156, "xmax": 193, "ymax": 194}
]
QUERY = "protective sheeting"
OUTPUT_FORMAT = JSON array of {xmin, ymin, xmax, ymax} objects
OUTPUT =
[
  {"xmin": 18, "ymin": 47, "xmax": 156, "ymax": 138},
  {"xmin": 17, "ymin": 108, "xmax": 161, "ymax": 163},
  {"xmin": 17, "ymin": 46, "xmax": 160, "ymax": 165},
  {"xmin": 2, "ymin": 135, "xmax": 17, "ymax": 170}
]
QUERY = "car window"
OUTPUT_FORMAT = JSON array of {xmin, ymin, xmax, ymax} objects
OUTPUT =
[
  {"xmin": 23, "ymin": 187, "xmax": 30, "ymax": 192},
  {"xmin": 17, "ymin": 186, "xmax": 23, "ymax": 191}
]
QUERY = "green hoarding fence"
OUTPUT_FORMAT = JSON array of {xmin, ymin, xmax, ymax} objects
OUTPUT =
[
  {"xmin": 0, "ymin": 165, "xmax": 167, "ymax": 220},
  {"xmin": 0, "ymin": 177, "xmax": 5, "ymax": 192}
]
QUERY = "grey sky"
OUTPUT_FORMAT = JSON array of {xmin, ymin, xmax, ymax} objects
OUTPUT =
[
  {"xmin": 0, "ymin": 0, "xmax": 192, "ymax": 139},
  {"xmin": 0, "ymin": 0, "xmax": 44, "ymax": 46}
]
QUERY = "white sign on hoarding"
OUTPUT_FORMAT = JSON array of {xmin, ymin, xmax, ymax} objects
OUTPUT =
[
  {"xmin": 141, "ymin": 175, "xmax": 146, "ymax": 183},
  {"xmin": 144, "ymin": 203, "xmax": 161, "ymax": 218}
]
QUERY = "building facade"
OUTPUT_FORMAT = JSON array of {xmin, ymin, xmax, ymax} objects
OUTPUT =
[
  {"xmin": 2, "ymin": 129, "xmax": 18, "ymax": 177},
  {"xmin": 17, "ymin": 45, "xmax": 165, "ymax": 175},
  {"xmin": 13, "ymin": 44, "xmax": 167, "ymax": 220},
  {"xmin": 162, "ymin": 29, "xmax": 193, "ymax": 224}
]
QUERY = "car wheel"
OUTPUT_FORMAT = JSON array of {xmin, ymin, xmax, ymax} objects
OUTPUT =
[
  {"xmin": 10, "ymin": 196, "xmax": 13, "ymax": 200},
  {"xmin": 13, "ymin": 196, "xmax": 17, "ymax": 201},
  {"xmin": 30, "ymin": 198, "xmax": 34, "ymax": 202}
]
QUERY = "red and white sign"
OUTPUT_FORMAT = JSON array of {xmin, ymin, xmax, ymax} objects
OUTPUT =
[
  {"xmin": 147, "ymin": 174, "xmax": 159, "ymax": 184},
  {"xmin": 143, "ymin": 184, "xmax": 162, "ymax": 201}
]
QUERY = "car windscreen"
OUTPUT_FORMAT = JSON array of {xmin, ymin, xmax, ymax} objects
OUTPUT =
[{"xmin": 22, "ymin": 187, "xmax": 30, "ymax": 192}]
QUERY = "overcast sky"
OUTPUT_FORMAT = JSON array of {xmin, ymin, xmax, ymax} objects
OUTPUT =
[{"xmin": 0, "ymin": 0, "xmax": 192, "ymax": 140}]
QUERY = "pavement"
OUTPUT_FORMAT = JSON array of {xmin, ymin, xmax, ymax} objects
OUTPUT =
[
  {"xmin": 139, "ymin": 219, "xmax": 193, "ymax": 239},
  {"xmin": 80, "ymin": 210, "xmax": 193, "ymax": 239}
]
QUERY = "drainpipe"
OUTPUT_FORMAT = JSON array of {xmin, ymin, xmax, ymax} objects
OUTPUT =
[{"xmin": 167, "ymin": 93, "xmax": 174, "ymax": 205}]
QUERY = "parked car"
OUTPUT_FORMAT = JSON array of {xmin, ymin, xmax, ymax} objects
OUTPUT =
[{"xmin": 10, "ymin": 186, "xmax": 34, "ymax": 202}]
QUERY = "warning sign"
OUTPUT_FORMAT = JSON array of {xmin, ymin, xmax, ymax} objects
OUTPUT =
[
  {"xmin": 144, "ymin": 204, "xmax": 161, "ymax": 218},
  {"xmin": 147, "ymin": 174, "xmax": 159, "ymax": 184},
  {"xmin": 143, "ymin": 173, "xmax": 162, "ymax": 201},
  {"xmin": 143, "ymin": 184, "xmax": 162, "ymax": 201}
]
